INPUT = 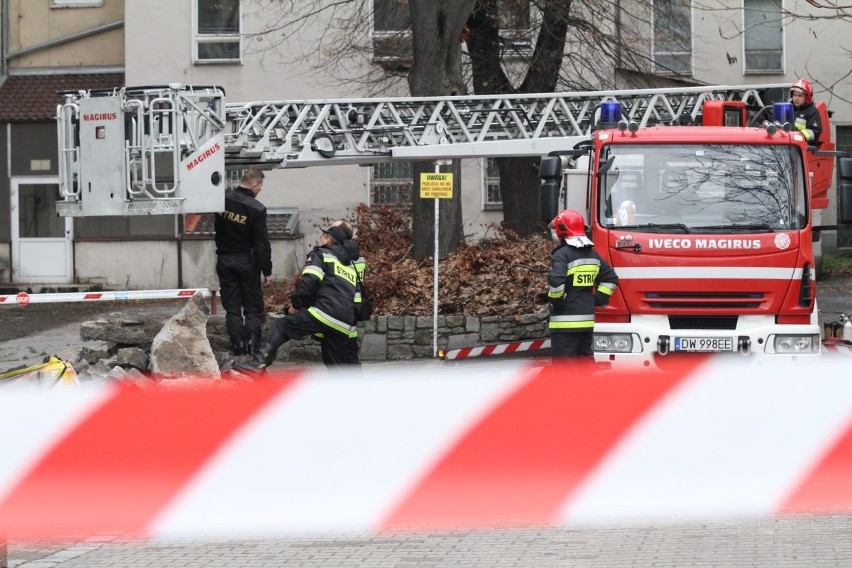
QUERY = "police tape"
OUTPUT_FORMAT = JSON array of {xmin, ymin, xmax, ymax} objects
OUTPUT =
[
  {"xmin": 442, "ymin": 338, "xmax": 550, "ymax": 360},
  {"xmin": 445, "ymin": 338, "xmax": 850, "ymax": 360},
  {"xmin": 0, "ymin": 288, "xmax": 215, "ymax": 306},
  {"xmin": 0, "ymin": 357, "xmax": 849, "ymax": 541},
  {"xmin": 821, "ymin": 339, "xmax": 852, "ymax": 354}
]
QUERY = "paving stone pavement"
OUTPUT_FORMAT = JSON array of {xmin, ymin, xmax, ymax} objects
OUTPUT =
[{"xmin": 6, "ymin": 516, "xmax": 852, "ymax": 567}]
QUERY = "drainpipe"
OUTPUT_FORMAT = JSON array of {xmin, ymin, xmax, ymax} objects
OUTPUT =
[
  {"xmin": 1, "ymin": 0, "xmax": 8, "ymax": 77},
  {"xmin": 177, "ymin": 216, "xmax": 184, "ymax": 289},
  {"xmin": 6, "ymin": 20, "xmax": 123, "ymax": 61}
]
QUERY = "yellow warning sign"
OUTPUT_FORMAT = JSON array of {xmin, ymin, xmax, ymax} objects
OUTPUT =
[{"xmin": 419, "ymin": 172, "xmax": 453, "ymax": 199}]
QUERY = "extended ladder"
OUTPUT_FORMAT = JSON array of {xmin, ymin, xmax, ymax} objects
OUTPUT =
[{"xmin": 56, "ymin": 83, "xmax": 789, "ymax": 216}]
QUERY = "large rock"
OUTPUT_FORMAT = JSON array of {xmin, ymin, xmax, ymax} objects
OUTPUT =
[
  {"xmin": 149, "ymin": 293, "xmax": 221, "ymax": 380},
  {"xmin": 205, "ymin": 314, "xmax": 230, "ymax": 352},
  {"xmin": 80, "ymin": 313, "xmax": 171, "ymax": 347},
  {"xmin": 81, "ymin": 310, "xmax": 227, "ymax": 351},
  {"xmin": 114, "ymin": 347, "xmax": 149, "ymax": 371}
]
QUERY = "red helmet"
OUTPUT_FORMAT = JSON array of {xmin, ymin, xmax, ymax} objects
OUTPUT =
[
  {"xmin": 790, "ymin": 79, "xmax": 813, "ymax": 105},
  {"xmin": 550, "ymin": 209, "xmax": 586, "ymax": 240}
]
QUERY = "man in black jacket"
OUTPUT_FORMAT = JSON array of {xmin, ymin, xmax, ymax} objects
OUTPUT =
[
  {"xmin": 547, "ymin": 209, "xmax": 619, "ymax": 359},
  {"xmin": 214, "ymin": 167, "xmax": 272, "ymax": 357},
  {"xmin": 241, "ymin": 221, "xmax": 359, "ymax": 369}
]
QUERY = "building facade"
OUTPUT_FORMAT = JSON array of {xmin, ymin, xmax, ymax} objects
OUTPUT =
[
  {"xmin": 2, "ymin": 0, "xmax": 850, "ymax": 289},
  {"xmin": 0, "ymin": 0, "xmax": 124, "ymax": 287}
]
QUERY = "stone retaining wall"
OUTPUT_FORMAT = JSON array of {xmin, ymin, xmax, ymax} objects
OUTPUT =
[{"xmin": 274, "ymin": 313, "xmax": 549, "ymax": 362}]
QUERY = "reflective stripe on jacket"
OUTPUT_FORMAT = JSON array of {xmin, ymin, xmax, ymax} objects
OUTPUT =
[
  {"xmin": 547, "ymin": 243, "xmax": 619, "ymax": 333},
  {"xmin": 291, "ymin": 244, "xmax": 358, "ymax": 335},
  {"xmin": 792, "ymin": 101, "xmax": 823, "ymax": 143}
]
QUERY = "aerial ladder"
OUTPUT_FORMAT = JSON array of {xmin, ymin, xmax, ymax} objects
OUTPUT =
[{"xmin": 55, "ymin": 83, "xmax": 791, "ymax": 216}]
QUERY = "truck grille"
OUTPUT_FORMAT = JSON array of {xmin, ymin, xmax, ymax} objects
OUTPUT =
[
  {"xmin": 644, "ymin": 291, "xmax": 764, "ymax": 309},
  {"xmin": 668, "ymin": 316, "xmax": 738, "ymax": 330}
]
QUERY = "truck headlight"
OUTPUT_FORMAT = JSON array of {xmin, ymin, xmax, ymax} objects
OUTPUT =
[
  {"xmin": 594, "ymin": 333, "xmax": 633, "ymax": 353},
  {"xmin": 773, "ymin": 335, "xmax": 818, "ymax": 354}
]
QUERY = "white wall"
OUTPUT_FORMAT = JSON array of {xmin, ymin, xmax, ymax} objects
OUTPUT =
[
  {"xmin": 690, "ymin": 0, "xmax": 852, "ymax": 122},
  {"xmin": 74, "ymin": 237, "xmax": 305, "ymax": 290},
  {"xmin": 74, "ymin": 241, "xmax": 179, "ymax": 289}
]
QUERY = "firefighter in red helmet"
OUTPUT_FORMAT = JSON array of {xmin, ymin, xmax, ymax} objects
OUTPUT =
[
  {"xmin": 547, "ymin": 209, "xmax": 619, "ymax": 359},
  {"xmin": 789, "ymin": 79, "xmax": 823, "ymax": 145}
]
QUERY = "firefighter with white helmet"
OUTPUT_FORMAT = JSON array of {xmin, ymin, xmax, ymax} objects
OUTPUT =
[
  {"xmin": 547, "ymin": 209, "xmax": 619, "ymax": 359},
  {"xmin": 789, "ymin": 79, "xmax": 823, "ymax": 144}
]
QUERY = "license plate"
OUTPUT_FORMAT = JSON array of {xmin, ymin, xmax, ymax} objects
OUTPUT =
[{"xmin": 673, "ymin": 337, "xmax": 734, "ymax": 352}]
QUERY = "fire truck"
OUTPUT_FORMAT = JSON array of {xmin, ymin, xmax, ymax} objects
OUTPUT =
[
  {"xmin": 55, "ymin": 83, "xmax": 852, "ymax": 365},
  {"xmin": 539, "ymin": 98, "xmax": 852, "ymax": 367}
]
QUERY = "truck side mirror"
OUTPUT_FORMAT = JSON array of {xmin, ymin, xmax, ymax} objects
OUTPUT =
[
  {"xmin": 838, "ymin": 157, "xmax": 852, "ymax": 224},
  {"xmin": 539, "ymin": 156, "xmax": 563, "ymax": 224}
]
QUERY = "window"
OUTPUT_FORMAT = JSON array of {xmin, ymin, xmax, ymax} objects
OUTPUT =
[
  {"xmin": 483, "ymin": 158, "xmax": 503, "ymax": 209},
  {"xmin": 194, "ymin": 0, "xmax": 241, "ymax": 64},
  {"xmin": 373, "ymin": 0, "xmax": 413, "ymax": 67},
  {"xmin": 653, "ymin": 0, "xmax": 692, "ymax": 75},
  {"xmin": 372, "ymin": 0, "xmax": 531, "ymax": 66},
  {"xmin": 744, "ymin": 0, "xmax": 783, "ymax": 73},
  {"xmin": 598, "ymin": 144, "xmax": 805, "ymax": 231},
  {"xmin": 370, "ymin": 162, "xmax": 413, "ymax": 207},
  {"xmin": 496, "ymin": 0, "xmax": 532, "ymax": 59},
  {"xmin": 50, "ymin": 0, "xmax": 103, "ymax": 7},
  {"xmin": 182, "ymin": 210, "xmax": 299, "ymax": 238},
  {"xmin": 74, "ymin": 216, "xmax": 175, "ymax": 240}
]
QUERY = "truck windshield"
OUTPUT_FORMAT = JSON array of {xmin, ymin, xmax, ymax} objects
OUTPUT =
[{"xmin": 598, "ymin": 144, "xmax": 806, "ymax": 232}]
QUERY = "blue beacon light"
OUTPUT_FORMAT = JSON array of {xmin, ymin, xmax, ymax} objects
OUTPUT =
[
  {"xmin": 772, "ymin": 102, "xmax": 794, "ymax": 125},
  {"xmin": 600, "ymin": 101, "xmax": 623, "ymax": 125}
]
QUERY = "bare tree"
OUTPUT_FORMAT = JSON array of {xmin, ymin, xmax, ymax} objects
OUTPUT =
[
  {"xmin": 407, "ymin": 1, "xmax": 475, "ymax": 259},
  {"xmin": 247, "ymin": 0, "xmax": 851, "ymax": 244},
  {"xmin": 246, "ymin": 1, "xmax": 678, "ymax": 248},
  {"xmin": 466, "ymin": 0, "xmax": 573, "ymax": 236},
  {"xmin": 463, "ymin": 0, "xmax": 705, "ymax": 236}
]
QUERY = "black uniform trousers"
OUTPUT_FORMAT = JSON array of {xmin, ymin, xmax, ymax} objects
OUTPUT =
[
  {"xmin": 551, "ymin": 331, "xmax": 595, "ymax": 359},
  {"xmin": 320, "ymin": 336, "xmax": 361, "ymax": 366},
  {"xmin": 216, "ymin": 252, "xmax": 264, "ymax": 344},
  {"xmin": 268, "ymin": 310, "xmax": 357, "ymax": 366}
]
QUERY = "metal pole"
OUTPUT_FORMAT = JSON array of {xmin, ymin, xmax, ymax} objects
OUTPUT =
[
  {"xmin": 1, "ymin": 533, "xmax": 7, "ymax": 568},
  {"xmin": 433, "ymin": 163, "xmax": 440, "ymax": 358}
]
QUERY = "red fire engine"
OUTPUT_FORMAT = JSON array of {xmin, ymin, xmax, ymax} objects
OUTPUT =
[
  {"xmin": 539, "ymin": 99, "xmax": 852, "ymax": 367},
  {"xmin": 53, "ymin": 84, "xmax": 852, "ymax": 365}
]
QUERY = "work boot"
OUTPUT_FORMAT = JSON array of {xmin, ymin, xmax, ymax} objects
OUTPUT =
[
  {"xmin": 229, "ymin": 335, "xmax": 246, "ymax": 357},
  {"xmin": 234, "ymin": 343, "xmax": 276, "ymax": 373},
  {"xmin": 246, "ymin": 329, "xmax": 263, "ymax": 357}
]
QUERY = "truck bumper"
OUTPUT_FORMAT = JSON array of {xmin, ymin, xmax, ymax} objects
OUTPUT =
[{"xmin": 593, "ymin": 315, "xmax": 821, "ymax": 370}]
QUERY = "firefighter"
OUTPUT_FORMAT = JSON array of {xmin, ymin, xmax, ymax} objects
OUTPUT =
[
  {"xmin": 340, "ymin": 229, "xmax": 368, "ymax": 364},
  {"xmin": 311, "ymin": 220, "xmax": 366, "ymax": 366},
  {"xmin": 214, "ymin": 167, "xmax": 272, "ymax": 357},
  {"xmin": 239, "ymin": 221, "xmax": 359, "ymax": 370},
  {"xmin": 547, "ymin": 209, "xmax": 619, "ymax": 359},
  {"xmin": 789, "ymin": 79, "xmax": 823, "ymax": 145}
]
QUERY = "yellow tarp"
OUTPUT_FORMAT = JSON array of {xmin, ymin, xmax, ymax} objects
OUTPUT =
[{"xmin": 0, "ymin": 356, "xmax": 79, "ymax": 388}]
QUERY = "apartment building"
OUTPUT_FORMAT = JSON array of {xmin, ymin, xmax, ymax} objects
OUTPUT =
[
  {"xmin": 0, "ymin": 0, "xmax": 123, "ymax": 286},
  {"xmin": 2, "ymin": 0, "xmax": 850, "ymax": 289}
]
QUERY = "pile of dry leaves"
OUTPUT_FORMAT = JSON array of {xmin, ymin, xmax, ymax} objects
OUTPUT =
[{"xmin": 265, "ymin": 205, "xmax": 553, "ymax": 316}]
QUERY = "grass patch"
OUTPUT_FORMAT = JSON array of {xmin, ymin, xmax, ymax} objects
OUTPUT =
[{"xmin": 822, "ymin": 252, "xmax": 852, "ymax": 277}]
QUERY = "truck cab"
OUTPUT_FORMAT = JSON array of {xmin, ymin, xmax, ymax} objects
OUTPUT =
[{"xmin": 541, "ymin": 101, "xmax": 852, "ymax": 369}]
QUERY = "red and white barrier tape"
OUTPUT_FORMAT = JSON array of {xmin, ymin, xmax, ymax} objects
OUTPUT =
[
  {"xmin": 0, "ymin": 357, "xmax": 849, "ymax": 541},
  {"xmin": 821, "ymin": 340, "xmax": 852, "ymax": 354},
  {"xmin": 0, "ymin": 288, "xmax": 214, "ymax": 307},
  {"xmin": 443, "ymin": 338, "xmax": 550, "ymax": 360},
  {"xmin": 447, "ymin": 338, "xmax": 852, "ymax": 360}
]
